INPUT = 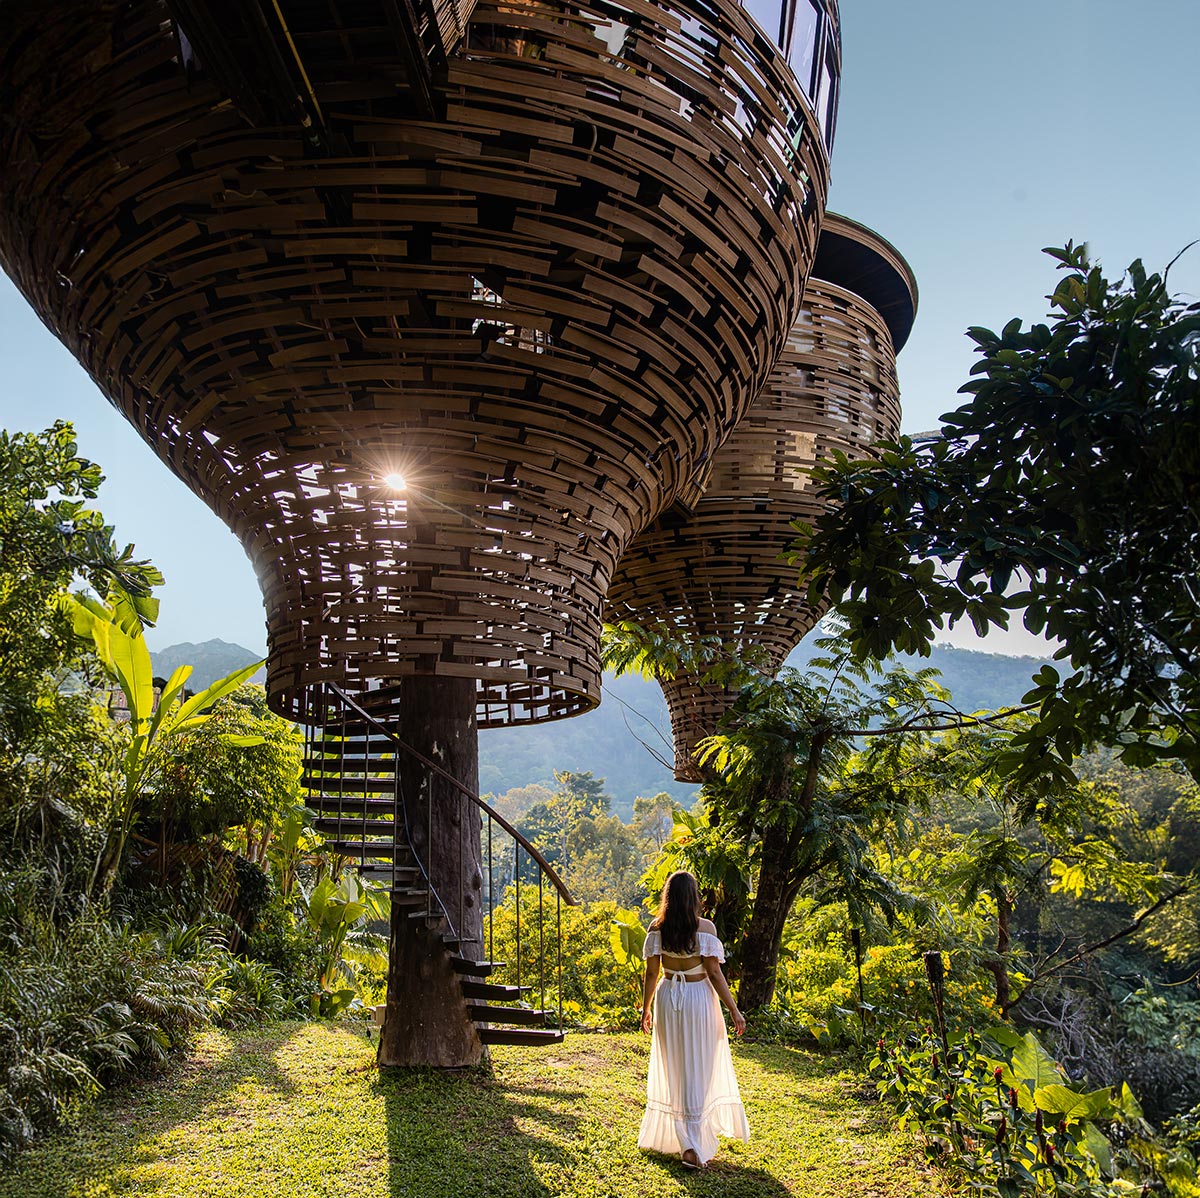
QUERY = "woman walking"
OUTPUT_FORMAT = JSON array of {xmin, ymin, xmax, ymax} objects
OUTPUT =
[{"xmin": 638, "ymin": 870, "xmax": 749, "ymax": 1168}]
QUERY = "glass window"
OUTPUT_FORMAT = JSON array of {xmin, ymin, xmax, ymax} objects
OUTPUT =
[
  {"xmin": 743, "ymin": 0, "xmax": 782, "ymax": 46},
  {"xmin": 816, "ymin": 55, "xmax": 832, "ymax": 133},
  {"xmin": 787, "ymin": 0, "xmax": 820, "ymax": 97},
  {"xmin": 817, "ymin": 42, "xmax": 837, "ymax": 147}
]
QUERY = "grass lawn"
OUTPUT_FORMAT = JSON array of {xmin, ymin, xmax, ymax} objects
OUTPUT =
[{"xmin": 0, "ymin": 1022, "xmax": 948, "ymax": 1198}]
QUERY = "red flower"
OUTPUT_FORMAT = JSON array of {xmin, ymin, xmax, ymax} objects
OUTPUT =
[
  {"xmin": 993, "ymin": 1066, "xmax": 1004, "ymax": 1083},
  {"xmin": 1045, "ymin": 1142, "xmax": 1055, "ymax": 1164},
  {"xmin": 995, "ymin": 1115, "xmax": 1007, "ymax": 1144},
  {"xmin": 1008, "ymin": 1087, "xmax": 1019, "ymax": 1110}
]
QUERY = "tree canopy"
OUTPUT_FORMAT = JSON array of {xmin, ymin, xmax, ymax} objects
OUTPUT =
[
  {"xmin": 796, "ymin": 243, "xmax": 1200, "ymax": 784},
  {"xmin": 0, "ymin": 422, "xmax": 161, "ymax": 747}
]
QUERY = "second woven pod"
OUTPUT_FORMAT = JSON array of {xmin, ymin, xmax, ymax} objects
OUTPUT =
[{"xmin": 605, "ymin": 213, "xmax": 916, "ymax": 779}]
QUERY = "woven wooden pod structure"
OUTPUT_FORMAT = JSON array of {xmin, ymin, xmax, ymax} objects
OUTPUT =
[
  {"xmin": 606, "ymin": 213, "xmax": 916, "ymax": 779},
  {"xmin": 0, "ymin": 0, "xmax": 836, "ymax": 727}
]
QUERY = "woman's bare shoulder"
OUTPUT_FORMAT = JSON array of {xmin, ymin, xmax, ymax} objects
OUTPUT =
[{"xmin": 697, "ymin": 918, "xmax": 717, "ymax": 934}]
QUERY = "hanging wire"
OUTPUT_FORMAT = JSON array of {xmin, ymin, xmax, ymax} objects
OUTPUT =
[
  {"xmin": 337, "ymin": 689, "xmax": 347, "ymax": 852},
  {"xmin": 360, "ymin": 718, "xmax": 369, "ymax": 875}
]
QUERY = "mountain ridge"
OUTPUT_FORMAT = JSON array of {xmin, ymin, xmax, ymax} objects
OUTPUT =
[{"xmin": 150, "ymin": 637, "xmax": 1054, "ymax": 817}]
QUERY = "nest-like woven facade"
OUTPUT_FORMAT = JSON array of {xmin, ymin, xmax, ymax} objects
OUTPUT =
[
  {"xmin": 0, "ymin": 0, "xmax": 832, "ymax": 725},
  {"xmin": 606, "ymin": 214, "xmax": 912, "ymax": 778}
]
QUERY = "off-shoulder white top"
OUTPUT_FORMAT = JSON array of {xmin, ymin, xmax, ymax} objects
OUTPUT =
[{"xmin": 642, "ymin": 929, "xmax": 726, "ymax": 962}]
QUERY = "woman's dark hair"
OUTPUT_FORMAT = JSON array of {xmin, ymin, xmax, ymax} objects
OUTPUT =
[{"xmin": 651, "ymin": 870, "xmax": 701, "ymax": 954}]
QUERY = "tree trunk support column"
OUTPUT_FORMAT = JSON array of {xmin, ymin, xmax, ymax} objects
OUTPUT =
[
  {"xmin": 379, "ymin": 675, "xmax": 485, "ymax": 1067},
  {"xmin": 736, "ymin": 817, "xmax": 794, "ymax": 1011}
]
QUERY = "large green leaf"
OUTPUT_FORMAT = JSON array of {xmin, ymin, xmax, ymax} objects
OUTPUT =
[
  {"xmin": 161, "ymin": 659, "xmax": 264, "ymax": 734},
  {"xmin": 1009, "ymin": 1031, "xmax": 1066, "ymax": 1092},
  {"xmin": 64, "ymin": 593, "xmax": 156, "ymax": 728},
  {"xmin": 1114, "ymin": 1080, "xmax": 1145, "ymax": 1121},
  {"xmin": 1082, "ymin": 1123, "xmax": 1115, "ymax": 1178},
  {"xmin": 609, "ymin": 909, "xmax": 646, "ymax": 967},
  {"xmin": 307, "ymin": 876, "xmax": 337, "ymax": 927},
  {"xmin": 1033, "ymin": 1083, "xmax": 1114, "ymax": 1121},
  {"xmin": 152, "ymin": 664, "xmax": 193, "ymax": 731},
  {"xmin": 983, "ymin": 1026, "xmax": 1064, "ymax": 1102}
]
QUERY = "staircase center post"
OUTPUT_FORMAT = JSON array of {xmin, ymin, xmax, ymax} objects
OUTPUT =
[{"xmin": 379, "ymin": 674, "xmax": 484, "ymax": 1067}]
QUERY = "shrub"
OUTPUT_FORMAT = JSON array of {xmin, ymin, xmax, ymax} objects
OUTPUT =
[
  {"xmin": 244, "ymin": 892, "xmax": 319, "ymax": 1014},
  {"xmin": 0, "ymin": 896, "xmax": 213, "ymax": 1162},
  {"xmin": 1019, "ymin": 985, "xmax": 1200, "ymax": 1124},
  {"xmin": 773, "ymin": 901, "xmax": 997, "ymax": 1045},
  {"xmin": 870, "ymin": 1022, "xmax": 1194, "ymax": 1196},
  {"xmin": 486, "ymin": 897, "xmax": 643, "ymax": 1028},
  {"xmin": 0, "ymin": 860, "xmax": 304, "ymax": 1162}
]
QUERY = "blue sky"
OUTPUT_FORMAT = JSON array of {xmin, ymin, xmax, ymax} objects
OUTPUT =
[{"xmin": 0, "ymin": 0, "xmax": 1196, "ymax": 657}]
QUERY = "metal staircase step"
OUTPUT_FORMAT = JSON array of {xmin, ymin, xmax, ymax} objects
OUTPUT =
[
  {"xmin": 399, "ymin": 914, "xmax": 474, "ymax": 955},
  {"xmin": 451, "ymin": 958, "xmax": 501, "ymax": 977},
  {"xmin": 460, "ymin": 979, "xmax": 529, "ymax": 1002},
  {"xmin": 307, "ymin": 738, "xmax": 393, "ymax": 756},
  {"xmin": 311, "ymin": 817, "xmax": 398, "ymax": 834},
  {"xmin": 305, "ymin": 796, "xmax": 399, "ymax": 814},
  {"xmin": 477, "ymin": 1028, "xmax": 565, "ymax": 1047},
  {"xmin": 323, "ymin": 839, "xmax": 407, "ymax": 858},
  {"xmin": 301, "ymin": 776, "xmax": 397, "ymax": 795},
  {"xmin": 465, "ymin": 1004, "xmax": 547, "ymax": 1026},
  {"xmin": 357, "ymin": 863, "xmax": 420, "ymax": 880}
]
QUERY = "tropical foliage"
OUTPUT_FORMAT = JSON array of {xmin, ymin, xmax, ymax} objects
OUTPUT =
[
  {"xmin": 63, "ymin": 591, "xmax": 264, "ymax": 895},
  {"xmin": 0, "ymin": 425, "xmax": 387, "ymax": 1161},
  {"xmin": 870, "ymin": 1024, "xmax": 1170, "ymax": 1196},
  {"xmin": 795, "ymin": 243, "xmax": 1200, "ymax": 786}
]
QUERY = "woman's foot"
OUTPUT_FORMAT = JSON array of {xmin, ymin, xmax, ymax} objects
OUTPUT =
[{"xmin": 681, "ymin": 1150, "xmax": 702, "ymax": 1170}]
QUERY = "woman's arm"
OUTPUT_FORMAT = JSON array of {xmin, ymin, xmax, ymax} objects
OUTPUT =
[
  {"xmin": 641, "ymin": 957, "xmax": 661, "ymax": 1032},
  {"xmin": 703, "ymin": 958, "xmax": 746, "ymax": 1036}
]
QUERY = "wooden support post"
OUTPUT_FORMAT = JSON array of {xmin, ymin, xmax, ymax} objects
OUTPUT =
[{"xmin": 378, "ymin": 675, "xmax": 484, "ymax": 1067}]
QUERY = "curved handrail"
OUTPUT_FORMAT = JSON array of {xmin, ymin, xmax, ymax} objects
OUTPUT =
[{"xmin": 328, "ymin": 684, "xmax": 577, "ymax": 906}]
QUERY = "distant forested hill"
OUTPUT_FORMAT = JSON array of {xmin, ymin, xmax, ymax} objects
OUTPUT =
[
  {"xmin": 480, "ymin": 639, "xmax": 1056, "ymax": 818},
  {"xmin": 149, "ymin": 639, "xmax": 264, "ymax": 690},
  {"xmin": 150, "ymin": 637, "xmax": 1053, "ymax": 818}
]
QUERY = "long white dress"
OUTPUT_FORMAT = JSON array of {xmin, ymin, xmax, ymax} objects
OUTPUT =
[{"xmin": 638, "ymin": 928, "xmax": 750, "ymax": 1164}]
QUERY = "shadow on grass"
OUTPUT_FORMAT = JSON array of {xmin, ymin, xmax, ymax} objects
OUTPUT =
[
  {"xmin": 738, "ymin": 1040, "xmax": 872, "ymax": 1090},
  {"xmin": 641, "ymin": 1150, "xmax": 796, "ymax": 1196},
  {"xmin": 380, "ymin": 1055, "xmax": 793, "ymax": 1198},
  {"xmin": 2, "ymin": 1025, "xmax": 832, "ymax": 1198},
  {"xmin": 0, "ymin": 1021, "xmax": 315, "ymax": 1198},
  {"xmin": 379, "ymin": 1062, "xmax": 586, "ymax": 1197}
]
